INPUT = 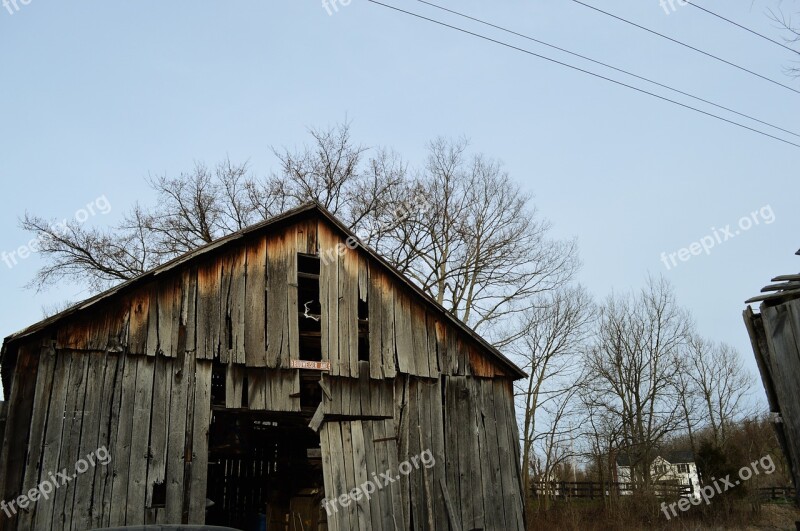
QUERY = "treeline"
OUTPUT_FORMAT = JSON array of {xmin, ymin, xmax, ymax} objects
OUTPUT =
[{"xmin": 513, "ymin": 276, "xmax": 787, "ymax": 514}]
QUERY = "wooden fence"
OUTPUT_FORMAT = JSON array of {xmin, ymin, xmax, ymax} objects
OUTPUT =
[
  {"xmin": 756, "ymin": 486, "xmax": 796, "ymax": 502},
  {"xmin": 532, "ymin": 481, "xmax": 693, "ymax": 500}
]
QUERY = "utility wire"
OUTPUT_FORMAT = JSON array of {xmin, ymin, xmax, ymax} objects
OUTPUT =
[
  {"xmin": 568, "ymin": 0, "xmax": 800, "ymax": 96},
  {"xmin": 686, "ymin": 1, "xmax": 799, "ymax": 55},
  {"xmin": 416, "ymin": 0, "xmax": 800, "ymax": 138},
  {"xmin": 365, "ymin": 0, "xmax": 800, "ymax": 149}
]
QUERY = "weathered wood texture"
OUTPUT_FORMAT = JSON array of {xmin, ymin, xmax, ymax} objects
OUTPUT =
[
  {"xmin": 745, "ymin": 299, "xmax": 800, "ymax": 505},
  {"xmin": 0, "ymin": 346, "xmax": 213, "ymax": 531},
  {"xmin": 0, "ymin": 214, "xmax": 524, "ymax": 530}
]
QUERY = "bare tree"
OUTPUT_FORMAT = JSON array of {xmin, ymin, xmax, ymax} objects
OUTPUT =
[
  {"xmin": 513, "ymin": 285, "xmax": 594, "ymax": 509},
  {"xmin": 583, "ymin": 276, "xmax": 692, "ymax": 487},
  {"xmin": 766, "ymin": 6, "xmax": 800, "ymax": 78},
  {"xmin": 687, "ymin": 336, "xmax": 754, "ymax": 447},
  {"xmin": 372, "ymin": 137, "xmax": 579, "ymax": 340},
  {"xmin": 20, "ymin": 123, "xmax": 578, "ymax": 346}
]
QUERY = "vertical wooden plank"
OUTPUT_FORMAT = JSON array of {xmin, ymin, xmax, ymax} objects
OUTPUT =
[
  {"xmin": 319, "ymin": 224, "xmax": 340, "ymax": 377},
  {"xmin": 108, "ymin": 353, "xmax": 138, "ymax": 526},
  {"xmin": 197, "ymin": 258, "xmax": 223, "ymax": 361},
  {"xmin": 224, "ymin": 363, "xmax": 244, "ymax": 409},
  {"xmin": 187, "ymin": 360, "xmax": 213, "ymax": 524},
  {"xmin": 246, "ymin": 368, "xmax": 267, "ymax": 410},
  {"xmin": 98, "ymin": 353, "xmax": 125, "ymax": 529},
  {"xmin": 411, "ymin": 305, "xmax": 430, "ymax": 379},
  {"xmin": 479, "ymin": 379, "xmax": 505, "ymax": 531},
  {"xmin": 126, "ymin": 356, "xmax": 156, "ymax": 525},
  {"xmin": 443, "ymin": 376, "xmax": 464, "ymax": 529},
  {"xmin": 52, "ymin": 352, "xmax": 88, "ymax": 531},
  {"xmin": 0, "ymin": 345, "xmax": 39, "ymax": 529},
  {"xmin": 90, "ymin": 353, "xmax": 121, "ymax": 530},
  {"xmin": 245, "ymin": 237, "xmax": 268, "ymax": 367},
  {"xmin": 426, "ymin": 312, "xmax": 440, "ymax": 378},
  {"xmin": 146, "ymin": 283, "xmax": 160, "ymax": 357},
  {"xmin": 395, "ymin": 290, "xmax": 416, "ymax": 376},
  {"xmin": 182, "ymin": 268, "xmax": 198, "ymax": 355},
  {"xmin": 350, "ymin": 421, "xmax": 372, "ymax": 531},
  {"xmin": 498, "ymin": 379, "xmax": 525, "ymax": 530},
  {"xmin": 368, "ymin": 265, "xmax": 384, "ymax": 380},
  {"xmin": 382, "ymin": 417, "xmax": 406, "ymax": 531},
  {"xmin": 380, "ymin": 278, "xmax": 397, "ymax": 380},
  {"xmin": 267, "ymin": 234, "xmax": 290, "ymax": 368},
  {"xmin": 361, "ymin": 421, "xmax": 383, "ymax": 531},
  {"xmin": 320, "ymin": 421, "xmax": 339, "ymax": 531},
  {"xmin": 70, "ymin": 351, "xmax": 105, "ymax": 531},
  {"xmin": 129, "ymin": 289, "xmax": 151, "ymax": 355},
  {"xmin": 287, "ymin": 239, "xmax": 300, "ymax": 365},
  {"xmin": 158, "ymin": 277, "xmax": 179, "ymax": 358},
  {"xmin": 229, "ymin": 246, "xmax": 247, "ymax": 365},
  {"xmin": 165, "ymin": 351, "xmax": 192, "ymax": 524},
  {"xmin": 407, "ymin": 379, "xmax": 424, "ymax": 530},
  {"xmin": 14, "ymin": 343, "xmax": 55, "ymax": 531},
  {"xmin": 147, "ymin": 357, "xmax": 172, "ymax": 511},
  {"xmin": 31, "ymin": 351, "xmax": 72, "ymax": 531}
]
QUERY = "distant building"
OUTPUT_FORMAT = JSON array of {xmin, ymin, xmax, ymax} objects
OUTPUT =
[{"xmin": 615, "ymin": 451, "xmax": 700, "ymax": 499}]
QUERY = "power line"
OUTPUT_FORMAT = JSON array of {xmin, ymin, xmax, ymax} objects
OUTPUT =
[
  {"xmin": 568, "ymin": 0, "xmax": 800, "ymax": 96},
  {"xmin": 415, "ymin": 0, "xmax": 800, "ymax": 139},
  {"xmin": 365, "ymin": 0, "xmax": 800, "ymax": 149},
  {"xmin": 686, "ymin": 1, "xmax": 799, "ymax": 55}
]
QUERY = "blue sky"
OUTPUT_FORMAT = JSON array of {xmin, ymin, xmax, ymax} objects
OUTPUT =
[{"xmin": 1, "ymin": 0, "xmax": 798, "ymax": 403}]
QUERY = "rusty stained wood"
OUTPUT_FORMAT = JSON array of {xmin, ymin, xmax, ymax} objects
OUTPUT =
[
  {"xmin": 128, "ymin": 286, "xmax": 152, "ymax": 355},
  {"xmin": 266, "ymin": 233, "xmax": 292, "ymax": 368},
  {"xmin": 468, "ymin": 344, "xmax": 508, "ymax": 379},
  {"xmin": 157, "ymin": 275, "xmax": 183, "ymax": 358},
  {"xmin": 338, "ymin": 235, "xmax": 359, "ymax": 379},
  {"xmin": 226, "ymin": 246, "xmax": 248, "ymax": 365},
  {"xmin": 54, "ymin": 301, "xmax": 129, "ymax": 354},
  {"xmin": 319, "ymin": 223, "xmax": 340, "ymax": 377},
  {"xmin": 196, "ymin": 256, "xmax": 224, "ymax": 361}
]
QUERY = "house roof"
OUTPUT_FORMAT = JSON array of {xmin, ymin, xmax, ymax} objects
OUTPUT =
[
  {"xmin": 616, "ymin": 450, "xmax": 695, "ymax": 467},
  {"xmin": 1, "ymin": 202, "xmax": 526, "ymax": 380}
]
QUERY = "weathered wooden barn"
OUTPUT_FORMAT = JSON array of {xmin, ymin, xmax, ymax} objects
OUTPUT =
[
  {"xmin": 0, "ymin": 203, "xmax": 526, "ymax": 531},
  {"xmin": 744, "ymin": 256, "xmax": 800, "ymax": 506}
]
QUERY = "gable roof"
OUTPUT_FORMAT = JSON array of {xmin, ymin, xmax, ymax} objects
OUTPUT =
[
  {"xmin": 616, "ymin": 450, "xmax": 695, "ymax": 467},
  {"xmin": 1, "ymin": 202, "xmax": 526, "ymax": 379}
]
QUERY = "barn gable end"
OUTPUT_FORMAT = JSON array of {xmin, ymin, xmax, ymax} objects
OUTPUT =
[{"xmin": 0, "ymin": 204, "xmax": 525, "ymax": 531}]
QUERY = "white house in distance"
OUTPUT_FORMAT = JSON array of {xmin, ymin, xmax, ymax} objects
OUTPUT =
[{"xmin": 615, "ymin": 450, "xmax": 701, "ymax": 499}]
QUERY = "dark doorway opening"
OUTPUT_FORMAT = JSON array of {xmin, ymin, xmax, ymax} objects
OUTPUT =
[{"xmin": 205, "ymin": 410, "xmax": 325, "ymax": 531}]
